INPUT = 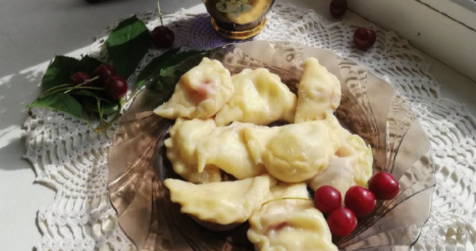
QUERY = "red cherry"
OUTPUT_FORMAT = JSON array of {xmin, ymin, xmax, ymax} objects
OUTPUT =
[
  {"xmin": 327, "ymin": 208, "xmax": 357, "ymax": 237},
  {"xmin": 151, "ymin": 26, "xmax": 175, "ymax": 49},
  {"xmin": 314, "ymin": 185, "xmax": 342, "ymax": 214},
  {"xmin": 369, "ymin": 172, "xmax": 400, "ymax": 200},
  {"xmin": 353, "ymin": 27, "xmax": 376, "ymax": 51},
  {"xmin": 344, "ymin": 186, "xmax": 376, "ymax": 217},
  {"xmin": 94, "ymin": 64, "xmax": 116, "ymax": 80},
  {"xmin": 105, "ymin": 76, "xmax": 128, "ymax": 100},
  {"xmin": 70, "ymin": 72, "xmax": 91, "ymax": 85},
  {"xmin": 330, "ymin": 0, "xmax": 347, "ymax": 18}
]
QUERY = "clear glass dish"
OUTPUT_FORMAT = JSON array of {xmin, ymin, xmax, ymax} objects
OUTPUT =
[{"xmin": 107, "ymin": 41, "xmax": 435, "ymax": 250}]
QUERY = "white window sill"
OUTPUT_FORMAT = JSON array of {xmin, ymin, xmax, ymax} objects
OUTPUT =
[{"xmin": 348, "ymin": 0, "xmax": 476, "ymax": 82}]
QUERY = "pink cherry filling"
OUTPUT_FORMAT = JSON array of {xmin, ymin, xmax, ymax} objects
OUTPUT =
[
  {"xmin": 266, "ymin": 222, "xmax": 290, "ymax": 233},
  {"xmin": 186, "ymin": 79, "xmax": 216, "ymax": 104}
]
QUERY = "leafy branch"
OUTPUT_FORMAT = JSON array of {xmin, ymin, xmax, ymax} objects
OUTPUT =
[{"xmin": 28, "ymin": 16, "xmax": 153, "ymax": 129}]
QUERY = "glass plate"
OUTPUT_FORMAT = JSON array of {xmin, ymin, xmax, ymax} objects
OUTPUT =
[{"xmin": 107, "ymin": 41, "xmax": 435, "ymax": 250}]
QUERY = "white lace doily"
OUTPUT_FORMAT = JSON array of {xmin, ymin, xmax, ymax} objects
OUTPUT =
[{"xmin": 23, "ymin": 2, "xmax": 476, "ymax": 250}]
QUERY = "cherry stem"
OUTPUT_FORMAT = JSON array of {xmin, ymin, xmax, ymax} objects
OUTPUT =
[
  {"xmin": 95, "ymin": 102, "xmax": 122, "ymax": 132},
  {"xmin": 63, "ymin": 76, "xmax": 100, "ymax": 94},
  {"xmin": 39, "ymin": 83, "xmax": 74, "ymax": 98},
  {"xmin": 97, "ymin": 98, "xmax": 103, "ymax": 121},
  {"xmin": 157, "ymin": 0, "xmax": 163, "ymax": 26}
]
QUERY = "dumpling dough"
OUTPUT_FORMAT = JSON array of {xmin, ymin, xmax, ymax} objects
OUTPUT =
[
  {"xmin": 164, "ymin": 175, "xmax": 273, "ymax": 225},
  {"xmin": 165, "ymin": 119, "xmax": 222, "ymax": 183},
  {"xmin": 164, "ymin": 119, "xmax": 221, "ymax": 183},
  {"xmin": 244, "ymin": 121, "xmax": 340, "ymax": 183},
  {"xmin": 335, "ymin": 133, "xmax": 373, "ymax": 187},
  {"xmin": 154, "ymin": 57, "xmax": 233, "ymax": 119},
  {"xmin": 308, "ymin": 155, "xmax": 369, "ymax": 196},
  {"xmin": 309, "ymin": 115, "xmax": 373, "ymax": 194},
  {"xmin": 215, "ymin": 68, "xmax": 296, "ymax": 126},
  {"xmin": 308, "ymin": 135, "xmax": 373, "ymax": 194},
  {"xmin": 295, "ymin": 57, "xmax": 341, "ymax": 122},
  {"xmin": 165, "ymin": 119, "xmax": 264, "ymax": 181},
  {"xmin": 248, "ymin": 183, "xmax": 338, "ymax": 251},
  {"xmin": 196, "ymin": 122, "xmax": 265, "ymax": 179}
]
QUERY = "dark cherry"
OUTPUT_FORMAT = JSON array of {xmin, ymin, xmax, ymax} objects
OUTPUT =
[
  {"xmin": 314, "ymin": 185, "xmax": 342, "ymax": 214},
  {"xmin": 94, "ymin": 64, "xmax": 116, "ymax": 80},
  {"xmin": 353, "ymin": 27, "xmax": 377, "ymax": 51},
  {"xmin": 369, "ymin": 172, "xmax": 400, "ymax": 200},
  {"xmin": 330, "ymin": 0, "xmax": 347, "ymax": 19},
  {"xmin": 327, "ymin": 208, "xmax": 358, "ymax": 237},
  {"xmin": 70, "ymin": 72, "xmax": 91, "ymax": 85},
  {"xmin": 151, "ymin": 26, "xmax": 175, "ymax": 49},
  {"xmin": 344, "ymin": 186, "xmax": 376, "ymax": 217},
  {"xmin": 105, "ymin": 76, "xmax": 128, "ymax": 100}
]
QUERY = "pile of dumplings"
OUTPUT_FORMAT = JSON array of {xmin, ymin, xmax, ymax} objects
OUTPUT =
[{"xmin": 154, "ymin": 57, "xmax": 373, "ymax": 251}]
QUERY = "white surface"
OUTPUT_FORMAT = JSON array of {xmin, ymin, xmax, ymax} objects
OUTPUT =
[
  {"xmin": 0, "ymin": 0, "xmax": 197, "ymax": 76},
  {"xmin": 0, "ymin": 1, "xmax": 196, "ymax": 250},
  {"xmin": 424, "ymin": 0, "xmax": 476, "ymax": 25},
  {"xmin": 452, "ymin": 0, "xmax": 476, "ymax": 12},
  {"xmin": 1, "ymin": 0, "xmax": 476, "ymax": 250},
  {"xmin": 0, "ymin": 63, "xmax": 50, "ymax": 250}
]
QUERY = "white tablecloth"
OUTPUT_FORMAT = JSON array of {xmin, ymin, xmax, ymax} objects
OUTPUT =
[{"xmin": 1, "ymin": 0, "xmax": 476, "ymax": 250}]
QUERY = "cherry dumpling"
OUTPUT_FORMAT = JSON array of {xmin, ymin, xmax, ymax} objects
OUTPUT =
[
  {"xmin": 165, "ymin": 119, "xmax": 265, "ymax": 182},
  {"xmin": 244, "ymin": 121, "xmax": 339, "ymax": 183},
  {"xmin": 308, "ymin": 115, "xmax": 373, "ymax": 194},
  {"xmin": 164, "ymin": 175, "xmax": 273, "ymax": 225},
  {"xmin": 154, "ymin": 57, "xmax": 234, "ymax": 119},
  {"xmin": 215, "ymin": 68, "xmax": 296, "ymax": 126},
  {"xmin": 165, "ymin": 119, "xmax": 222, "ymax": 183},
  {"xmin": 294, "ymin": 57, "xmax": 341, "ymax": 122},
  {"xmin": 247, "ymin": 183, "xmax": 338, "ymax": 251}
]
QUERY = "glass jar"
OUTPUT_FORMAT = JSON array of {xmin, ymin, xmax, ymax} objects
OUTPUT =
[{"xmin": 203, "ymin": 0, "xmax": 275, "ymax": 40}]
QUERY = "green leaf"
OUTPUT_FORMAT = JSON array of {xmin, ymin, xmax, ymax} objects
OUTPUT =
[
  {"xmin": 78, "ymin": 56, "xmax": 102, "ymax": 73},
  {"xmin": 41, "ymin": 56, "xmax": 81, "ymax": 91},
  {"xmin": 150, "ymin": 50, "xmax": 207, "ymax": 103},
  {"xmin": 101, "ymin": 102, "xmax": 120, "ymax": 115},
  {"xmin": 134, "ymin": 48, "xmax": 180, "ymax": 89},
  {"xmin": 73, "ymin": 89, "xmax": 107, "ymax": 99},
  {"xmin": 106, "ymin": 16, "xmax": 152, "ymax": 78},
  {"xmin": 73, "ymin": 90, "xmax": 119, "ymax": 115},
  {"xmin": 33, "ymin": 41, "xmax": 118, "ymax": 124},
  {"xmin": 134, "ymin": 49, "xmax": 208, "ymax": 106},
  {"xmin": 28, "ymin": 93, "xmax": 85, "ymax": 119},
  {"xmin": 40, "ymin": 55, "xmax": 104, "ymax": 92}
]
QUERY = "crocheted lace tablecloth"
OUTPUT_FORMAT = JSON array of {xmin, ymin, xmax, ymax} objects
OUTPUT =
[{"xmin": 23, "ymin": 2, "xmax": 476, "ymax": 250}]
